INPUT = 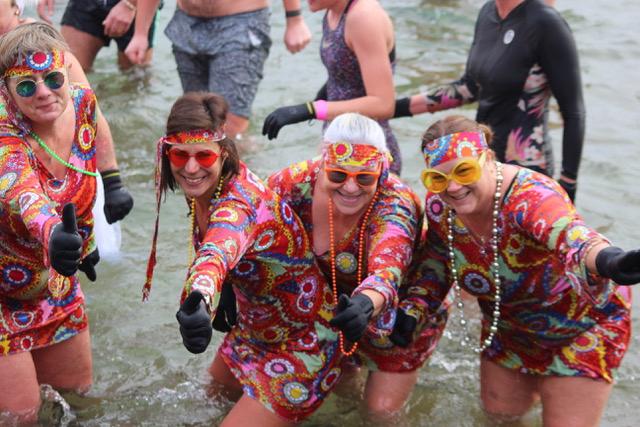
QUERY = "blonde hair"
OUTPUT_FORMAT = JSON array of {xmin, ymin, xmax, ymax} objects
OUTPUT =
[
  {"xmin": 0, "ymin": 22, "xmax": 69, "ymax": 74},
  {"xmin": 323, "ymin": 112, "xmax": 388, "ymax": 153}
]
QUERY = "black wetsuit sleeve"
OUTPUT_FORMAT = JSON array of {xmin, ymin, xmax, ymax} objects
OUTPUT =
[{"xmin": 538, "ymin": 11, "xmax": 586, "ymax": 179}]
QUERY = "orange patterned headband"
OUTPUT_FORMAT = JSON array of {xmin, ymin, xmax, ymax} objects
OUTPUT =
[
  {"xmin": 323, "ymin": 141, "xmax": 386, "ymax": 169},
  {"xmin": 4, "ymin": 50, "xmax": 65, "ymax": 78},
  {"xmin": 162, "ymin": 128, "xmax": 226, "ymax": 145}
]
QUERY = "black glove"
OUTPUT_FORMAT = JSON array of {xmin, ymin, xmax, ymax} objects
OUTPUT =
[
  {"xmin": 49, "ymin": 203, "xmax": 83, "ymax": 277},
  {"xmin": 393, "ymin": 97, "xmax": 413, "ymax": 118},
  {"xmin": 314, "ymin": 82, "xmax": 327, "ymax": 101},
  {"xmin": 102, "ymin": 169, "xmax": 134, "ymax": 224},
  {"xmin": 595, "ymin": 246, "xmax": 640, "ymax": 286},
  {"xmin": 262, "ymin": 102, "xmax": 315, "ymax": 140},
  {"xmin": 329, "ymin": 293, "xmax": 374, "ymax": 342},
  {"xmin": 211, "ymin": 282, "xmax": 237, "ymax": 333},
  {"xmin": 558, "ymin": 178, "xmax": 577, "ymax": 203},
  {"xmin": 389, "ymin": 308, "xmax": 417, "ymax": 348},
  {"xmin": 78, "ymin": 249, "xmax": 100, "ymax": 282},
  {"xmin": 176, "ymin": 291, "xmax": 212, "ymax": 354}
]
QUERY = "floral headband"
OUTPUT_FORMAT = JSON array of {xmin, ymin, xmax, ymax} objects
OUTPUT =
[
  {"xmin": 143, "ymin": 127, "xmax": 227, "ymax": 301},
  {"xmin": 161, "ymin": 128, "xmax": 226, "ymax": 145},
  {"xmin": 422, "ymin": 131, "xmax": 488, "ymax": 168},
  {"xmin": 322, "ymin": 141, "xmax": 389, "ymax": 170},
  {"xmin": 3, "ymin": 50, "xmax": 65, "ymax": 79}
]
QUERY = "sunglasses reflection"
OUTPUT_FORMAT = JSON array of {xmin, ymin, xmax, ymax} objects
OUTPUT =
[{"xmin": 15, "ymin": 71, "xmax": 65, "ymax": 98}]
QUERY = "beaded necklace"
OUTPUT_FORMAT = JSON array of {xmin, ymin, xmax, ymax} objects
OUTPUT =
[
  {"xmin": 448, "ymin": 162, "xmax": 503, "ymax": 354},
  {"xmin": 328, "ymin": 190, "xmax": 378, "ymax": 356},
  {"xmin": 29, "ymin": 130, "xmax": 98, "ymax": 177},
  {"xmin": 185, "ymin": 177, "xmax": 225, "ymax": 293}
]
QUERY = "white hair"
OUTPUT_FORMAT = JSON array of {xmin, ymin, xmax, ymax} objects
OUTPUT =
[{"xmin": 323, "ymin": 113, "xmax": 388, "ymax": 153}]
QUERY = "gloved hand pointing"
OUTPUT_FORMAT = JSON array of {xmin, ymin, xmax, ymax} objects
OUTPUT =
[
  {"xmin": 176, "ymin": 291, "xmax": 212, "ymax": 354},
  {"xmin": 389, "ymin": 308, "xmax": 418, "ymax": 348},
  {"xmin": 211, "ymin": 282, "xmax": 237, "ymax": 333},
  {"xmin": 78, "ymin": 249, "xmax": 100, "ymax": 282},
  {"xmin": 329, "ymin": 293, "xmax": 374, "ymax": 342},
  {"xmin": 596, "ymin": 246, "xmax": 640, "ymax": 286},
  {"xmin": 49, "ymin": 203, "xmax": 83, "ymax": 277}
]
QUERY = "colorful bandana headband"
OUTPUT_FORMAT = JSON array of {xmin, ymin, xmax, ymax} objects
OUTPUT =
[
  {"xmin": 162, "ymin": 128, "xmax": 226, "ymax": 145},
  {"xmin": 422, "ymin": 131, "xmax": 488, "ymax": 168},
  {"xmin": 323, "ymin": 141, "xmax": 387, "ymax": 170},
  {"xmin": 4, "ymin": 50, "xmax": 65, "ymax": 79}
]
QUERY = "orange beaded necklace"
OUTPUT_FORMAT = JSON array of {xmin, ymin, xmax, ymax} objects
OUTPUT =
[{"xmin": 328, "ymin": 190, "xmax": 379, "ymax": 356}]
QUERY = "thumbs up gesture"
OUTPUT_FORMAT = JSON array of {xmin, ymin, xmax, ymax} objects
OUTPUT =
[
  {"xmin": 49, "ymin": 203, "xmax": 83, "ymax": 276},
  {"xmin": 176, "ymin": 291, "xmax": 213, "ymax": 354}
]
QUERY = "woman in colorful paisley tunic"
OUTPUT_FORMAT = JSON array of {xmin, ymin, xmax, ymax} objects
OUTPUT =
[
  {"xmin": 393, "ymin": 0, "xmax": 584, "ymax": 200},
  {"xmin": 0, "ymin": 24, "xmax": 102, "ymax": 421},
  {"xmin": 398, "ymin": 115, "xmax": 637, "ymax": 425},
  {"xmin": 143, "ymin": 92, "xmax": 341, "ymax": 425},
  {"xmin": 267, "ymin": 113, "xmax": 435, "ymax": 420}
]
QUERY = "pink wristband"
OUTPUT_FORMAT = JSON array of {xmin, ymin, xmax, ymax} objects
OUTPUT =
[{"xmin": 313, "ymin": 100, "xmax": 329, "ymax": 121}]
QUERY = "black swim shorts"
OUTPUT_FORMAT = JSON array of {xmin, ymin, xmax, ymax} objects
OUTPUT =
[{"xmin": 61, "ymin": 0, "xmax": 158, "ymax": 51}]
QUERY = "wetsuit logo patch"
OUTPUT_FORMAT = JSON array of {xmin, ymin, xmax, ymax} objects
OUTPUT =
[{"xmin": 503, "ymin": 29, "xmax": 515, "ymax": 45}]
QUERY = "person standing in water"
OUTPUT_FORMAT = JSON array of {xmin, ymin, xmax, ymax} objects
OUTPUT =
[
  {"xmin": 262, "ymin": 0, "xmax": 402, "ymax": 174},
  {"xmin": 125, "ymin": 0, "xmax": 313, "ymax": 140},
  {"xmin": 393, "ymin": 0, "xmax": 584, "ymax": 199}
]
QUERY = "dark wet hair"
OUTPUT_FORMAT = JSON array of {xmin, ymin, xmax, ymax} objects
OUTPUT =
[
  {"xmin": 421, "ymin": 115, "xmax": 494, "ymax": 152},
  {"xmin": 160, "ymin": 92, "xmax": 240, "ymax": 194}
]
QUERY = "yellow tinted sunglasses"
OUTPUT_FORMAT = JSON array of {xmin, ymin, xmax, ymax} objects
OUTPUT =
[{"xmin": 421, "ymin": 151, "xmax": 487, "ymax": 193}]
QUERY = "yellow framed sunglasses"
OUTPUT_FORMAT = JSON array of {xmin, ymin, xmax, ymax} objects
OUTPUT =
[{"xmin": 421, "ymin": 151, "xmax": 487, "ymax": 193}]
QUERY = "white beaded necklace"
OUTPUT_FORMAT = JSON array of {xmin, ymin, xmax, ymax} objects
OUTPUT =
[{"xmin": 447, "ymin": 162, "xmax": 503, "ymax": 353}]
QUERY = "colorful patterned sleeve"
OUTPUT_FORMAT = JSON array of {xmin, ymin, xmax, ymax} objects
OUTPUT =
[
  {"xmin": 0, "ymin": 137, "xmax": 61, "ymax": 266},
  {"xmin": 267, "ymin": 160, "xmax": 313, "ymax": 195},
  {"xmin": 424, "ymin": 73, "xmax": 479, "ymax": 112},
  {"xmin": 355, "ymin": 179, "xmax": 421, "ymax": 336},
  {"xmin": 421, "ymin": 8, "xmax": 483, "ymax": 113},
  {"xmin": 75, "ymin": 84, "xmax": 98, "ymax": 258},
  {"xmin": 401, "ymin": 217, "xmax": 454, "ymax": 335},
  {"xmin": 507, "ymin": 172, "xmax": 612, "ymax": 306},
  {"xmin": 182, "ymin": 189, "xmax": 258, "ymax": 315}
]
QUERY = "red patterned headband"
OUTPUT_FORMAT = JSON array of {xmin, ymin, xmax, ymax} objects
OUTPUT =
[
  {"xmin": 323, "ymin": 141, "xmax": 387, "ymax": 169},
  {"xmin": 4, "ymin": 50, "xmax": 65, "ymax": 78},
  {"xmin": 422, "ymin": 131, "xmax": 488, "ymax": 168},
  {"xmin": 162, "ymin": 128, "xmax": 226, "ymax": 145}
]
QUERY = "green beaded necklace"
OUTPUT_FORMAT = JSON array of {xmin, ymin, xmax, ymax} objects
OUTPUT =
[{"xmin": 29, "ymin": 130, "xmax": 98, "ymax": 177}]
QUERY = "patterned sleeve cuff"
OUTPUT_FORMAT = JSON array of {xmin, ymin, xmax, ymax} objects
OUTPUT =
[{"xmin": 353, "ymin": 275, "xmax": 398, "ymax": 312}]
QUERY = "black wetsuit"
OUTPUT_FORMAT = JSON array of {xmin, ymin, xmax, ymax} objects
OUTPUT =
[{"xmin": 425, "ymin": 0, "xmax": 585, "ymax": 180}]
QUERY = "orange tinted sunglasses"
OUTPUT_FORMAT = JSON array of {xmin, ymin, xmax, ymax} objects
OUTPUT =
[
  {"xmin": 167, "ymin": 148, "xmax": 220, "ymax": 168},
  {"xmin": 324, "ymin": 165, "xmax": 381, "ymax": 187}
]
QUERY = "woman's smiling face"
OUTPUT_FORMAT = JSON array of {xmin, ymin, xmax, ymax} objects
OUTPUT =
[
  {"xmin": 167, "ymin": 142, "xmax": 225, "ymax": 203},
  {"xmin": 320, "ymin": 159, "xmax": 380, "ymax": 217},
  {"xmin": 5, "ymin": 67, "xmax": 70, "ymax": 125},
  {"xmin": 429, "ymin": 154, "xmax": 495, "ymax": 216}
]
